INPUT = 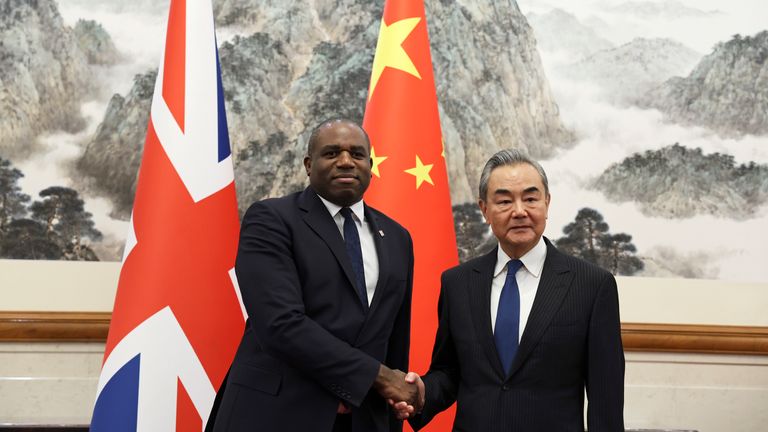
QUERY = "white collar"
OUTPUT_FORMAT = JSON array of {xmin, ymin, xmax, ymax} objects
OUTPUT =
[
  {"xmin": 493, "ymin": 236, "xmax": 547, "ymax": 278},
  {"xmin": 317, "ymin": 194, "xmax": 365, "ymax": 222}
]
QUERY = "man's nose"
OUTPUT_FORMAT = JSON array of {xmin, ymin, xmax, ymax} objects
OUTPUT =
[
  {"xmin": 336, "ymin": 151, "xmax": 354, "ymax": 167},
  {"xmin": 511, "ymin": 200, "xmax": 526, "ymax": 217}
]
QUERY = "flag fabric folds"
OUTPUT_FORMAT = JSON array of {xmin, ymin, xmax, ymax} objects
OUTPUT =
[
  {"xmin": 363, "ymin": 0, "xmax": 459, "ymax": 430},
  {"xmin": 91, "ymin": 0, "xmax": 244, "ymax": 430}
]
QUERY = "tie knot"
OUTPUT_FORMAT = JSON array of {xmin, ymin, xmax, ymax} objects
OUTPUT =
[
  {"xmin": 507, "ymin": 259, "xmax": 523, "ymax": 275},
  {"xmin": 340, "ymin": 207, "xmax": 354, "ymax": 221}
]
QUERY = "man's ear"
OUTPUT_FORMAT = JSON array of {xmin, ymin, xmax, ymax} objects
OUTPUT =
[
  {"xmin": 303, "ymin": 156, "xmax": 311, "ymax": 176},
  {"xmin": 478, "ymin": 199, "xmax": 490, "ymax": 224}
]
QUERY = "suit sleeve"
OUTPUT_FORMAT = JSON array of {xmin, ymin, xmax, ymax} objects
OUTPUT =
[
  {"xmin": 409, "ymin": 272, "xmax": 460, "ymax": 430},
  {"xmin": 235, "ymin": 202, "xmax": 380, "ymax": 407},
  {"xmin": 384, "ymin": 232, "xmax": 413, "ymax": 373},
  {"xmin": 586, "ymin": 272, "xmax": 625, "ymax": 432}
]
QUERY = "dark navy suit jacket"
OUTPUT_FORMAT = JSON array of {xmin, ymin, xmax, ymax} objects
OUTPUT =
[
  {"xmin": 411, "ymin": 239, "xmax": 624, "ymax": 432},
  {"xmin": 213, "ymin": 187, "xmax": 413, "ymax": 432}
]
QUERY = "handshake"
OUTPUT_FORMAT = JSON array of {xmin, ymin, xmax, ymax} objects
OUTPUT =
[{"xmin": 373, "ymin": 365, "xmax": 425, "ymax": 420}]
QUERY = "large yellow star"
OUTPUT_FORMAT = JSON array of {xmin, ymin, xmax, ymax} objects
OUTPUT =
[
  {"xmin": 370, "ymin": 146, "xmax": 388, "ymax": 178},
  {"xmin": 368, "ymin": 17, "xmax": 422, "ymax": 100},
  {"xmin": 404, "ymin": 155, "xmax": 434, "ymax": 189}
]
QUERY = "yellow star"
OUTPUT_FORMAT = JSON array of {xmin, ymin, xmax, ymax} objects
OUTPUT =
[
  {"xmin": 370, "ymin": 146, "xmax": 388, "ymax": 178},
  {"xmin": 368, "ymin": 17, "xmax": 422, "ymax": 100},
  {"xmin": 404, "ymin": 155, "xmax": 434, "ymax": 189}
]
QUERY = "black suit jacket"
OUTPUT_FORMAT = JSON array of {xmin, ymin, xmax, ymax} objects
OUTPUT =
[
  {"xmin": 213, "ymin": 187, "xmax": 414, "ymax": 432},
  {"xmin": 412, "ymin": 238, "xmax": 624, "ymax": 432}
]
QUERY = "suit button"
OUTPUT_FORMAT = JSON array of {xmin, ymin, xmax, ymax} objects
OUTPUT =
[{"xmin": 502, "ymin": 385, "xmax": 510, "ymax": 391}]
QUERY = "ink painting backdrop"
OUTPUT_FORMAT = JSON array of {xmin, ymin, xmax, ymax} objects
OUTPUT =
[
  {"xmin": 0, "ymin": 0, "xmax": 766, "ymax": 284},
  {"xmin": 521, "ymin": 0, "xmax": 768, "ymax": 284}
]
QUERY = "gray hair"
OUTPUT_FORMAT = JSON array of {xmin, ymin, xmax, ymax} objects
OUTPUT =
[{"xmin": 478, "ymin": 149, "xmax": 549, "ymax": 200}]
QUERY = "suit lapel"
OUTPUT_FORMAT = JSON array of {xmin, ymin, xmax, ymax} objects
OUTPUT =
[
  {"xmin": 298, "ymin": 188, "xmax": 360, "ymax": 300},
  {"xmin": 506, "ymin": 239, "xmax": 573, "ymax": 379},
  {"xmin": 362, "ymin": 205, "xmax": 389, "ymax": 316},
  {"xmin": 354, "ymin": 206, "xmax": 393, "ymax": 344},
  {"xmin": 469, "ymin": 248, "xmax": 507, "ymax": 379}
]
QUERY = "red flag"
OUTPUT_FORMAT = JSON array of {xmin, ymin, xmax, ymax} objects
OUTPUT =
[
  {"xmin": 363, "ymin": 0, "xmax": 458, "ymax": 430},
  {"xmin": 92, "ymin": 0, "xmax": 245, "ymax": 429}
]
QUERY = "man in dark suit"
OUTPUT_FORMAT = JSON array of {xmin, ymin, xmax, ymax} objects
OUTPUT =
[
  {"xmin": 394, "ymin": 149, "xmax": 625, "ymax": 431},
  {"xmin": 212, "ymin": 119, "xmax": 419, "ymax": 432}
]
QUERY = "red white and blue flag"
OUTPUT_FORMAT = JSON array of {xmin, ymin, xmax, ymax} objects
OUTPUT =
[{"xmin": 91, "ymin": 0, "xmax": 245, "ymax": 430}]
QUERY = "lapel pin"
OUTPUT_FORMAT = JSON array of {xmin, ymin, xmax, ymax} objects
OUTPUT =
[{"xmin": 379, "ymin": 230, "xmax": 385, "ymax": 237}]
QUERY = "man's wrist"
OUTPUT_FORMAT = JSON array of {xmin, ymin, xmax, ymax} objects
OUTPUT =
[{"xmin": 373, "ymin": 364, "xmax": 392, "ymax": 391}]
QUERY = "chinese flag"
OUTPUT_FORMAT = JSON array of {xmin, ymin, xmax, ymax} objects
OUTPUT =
[{"xmin": 363, "ymin": 0, "xmax": 458, "ymax": 430}]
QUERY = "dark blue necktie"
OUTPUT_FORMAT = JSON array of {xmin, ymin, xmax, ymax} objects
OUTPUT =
[
  {"xmin": 495, "ymin": 259, "xmax": 523, "ymax": 375},
  {"xmin": 340, "ymin": 208, "xmax": 368, "ymax": 312}
]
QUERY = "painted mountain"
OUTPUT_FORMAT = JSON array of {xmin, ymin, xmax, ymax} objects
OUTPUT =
[
  {"xmin": 526, "ymin": 8, "xmax": 614, "ymax": 61},
  {"xmin": 0, "ymin": 0, "xmax": 117, "ymax": 157},
  {"xmin": 76, "ymin": 0, "xmax": 575, "ymax": 219},
  {"xmin": 641, "ymin": 31, "xmax": 768, "ymax": 137},
  {"xmin": 566, "ymin": 37, "xmax": 701, "ymax": 105},
  {"xmin": 591, "ymin": 143, "xmax": 768, "ymax": 219}
]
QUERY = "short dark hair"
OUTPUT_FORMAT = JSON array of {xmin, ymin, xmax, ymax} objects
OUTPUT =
[
  {"xmin": 306, "ymin": 118, "xmax": 370, "ymax": 156},
  {"xmin": 478, "ymin": 149, "xmax": 549, "ymax": 200}
]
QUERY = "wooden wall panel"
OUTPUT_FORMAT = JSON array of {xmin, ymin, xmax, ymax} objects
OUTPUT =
[{"xmin": 1, "ymin": 312, "xmax": 767, "ymax": 355}]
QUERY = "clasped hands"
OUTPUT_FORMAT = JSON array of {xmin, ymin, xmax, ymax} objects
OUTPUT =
[{"xmin": 373, "ymin": 366, "xmax": 425, "ymax": 420}]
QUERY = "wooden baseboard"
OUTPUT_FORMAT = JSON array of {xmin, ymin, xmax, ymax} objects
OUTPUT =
[
  {"xmin": 0, "ymin": 312, "xmax": 110, "ymax": 342},
  {"xmin": 1, "ymin": 312, "xmax": 766, "ymax": 355},
  {"xmin": 621, "ymin": 322, "xmax": 768, "ymax": 355}
]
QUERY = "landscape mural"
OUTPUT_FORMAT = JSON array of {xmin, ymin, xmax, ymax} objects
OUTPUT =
[{"xmin": 0, "ymin": 0, "xmax": 766, "ymax": 284}]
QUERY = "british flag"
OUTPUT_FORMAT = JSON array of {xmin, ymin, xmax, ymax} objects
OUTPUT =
[{"xmin": 91, "ymin": 0, "xmax": 245, "ymax": 430}]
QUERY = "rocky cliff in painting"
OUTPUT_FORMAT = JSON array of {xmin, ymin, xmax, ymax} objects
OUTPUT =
[
  {"xmin": 526, "ymin": 8, "xmax": 614, "ymax": 61},
  {"xmin": 77, "ymin": 72, "xmax": 155, "ymax": 218},
  {"xmin": 79, "ymin": 0, "xmax": 573, "ymax": 217},
  {"xmin": 73, "ymin": 19, "xmax": 121, "ymax": 66},
  {"xmin": 426, "ymin": 0, "xmax": 574, "ymax": 202},
  {"xmin": 567, "ymin": 38, "xmax": 700, "ymax": 105},
  {"xmin": 591, "ymin": 143, "xmax": 768, "ymax": 219},
  {"xmin": 641, "ymin": 31, "xmax": 768, "ymax": 137},
  {"xmin": 0, "ymin": 0, "xmax": 115, "ymax": 156}
]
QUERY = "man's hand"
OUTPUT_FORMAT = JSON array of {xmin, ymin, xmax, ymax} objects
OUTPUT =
[
  {"xmin": 373, "ymin": 365, "xmax": 421, "ymax": 408},
  {"xmin": 337, "ymin": 401, "xmax": 351, "ymax": 414},
  {"xmin": 389, "ymin": 371, "xmax": 425, "ymax": 419}
]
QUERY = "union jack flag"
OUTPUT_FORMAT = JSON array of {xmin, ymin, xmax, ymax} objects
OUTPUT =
[{"xmin": 91, "ymin": 0, "xmax": 245, "ymax": 429}]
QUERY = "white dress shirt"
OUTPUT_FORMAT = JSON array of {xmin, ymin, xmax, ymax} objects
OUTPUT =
[
  {"xmin": 318, "ymin": 196, "xmax": 379, "ymax": 305},
  {"xmin": 490, "ymin": 237, "xmax": 547, "ymax": 341}
]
